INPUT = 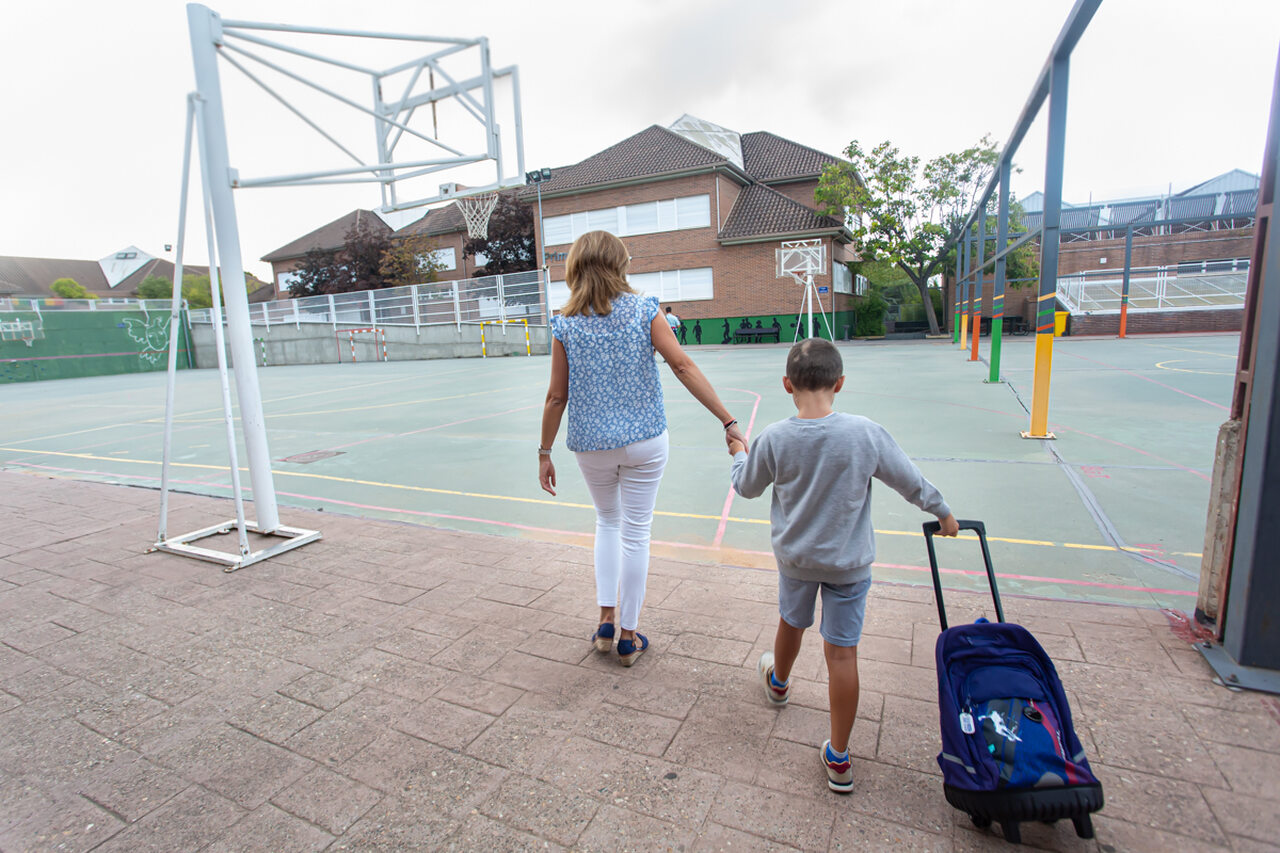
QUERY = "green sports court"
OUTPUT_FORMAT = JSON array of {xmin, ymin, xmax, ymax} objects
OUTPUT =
[{"xmin": 0, "ymin": 332, "xmax": 1235, "ymax": 610}]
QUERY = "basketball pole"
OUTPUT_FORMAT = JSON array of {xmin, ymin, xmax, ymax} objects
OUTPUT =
[{"xmin": 188, "ymin": 3, "xmax": 281, "ymax": 530}]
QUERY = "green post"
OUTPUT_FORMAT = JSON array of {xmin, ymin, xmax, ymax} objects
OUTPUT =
[
  {"xmin": 952, "ymin": 256, "xmax": 961, "ymax": 343},
  {"xmin": 988, "ymin": 159, "xmax": 1011, "ymax": 384}
]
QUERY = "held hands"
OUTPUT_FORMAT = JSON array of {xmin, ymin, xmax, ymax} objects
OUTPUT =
[
  {"xmin": 538, "ymin": 456, "xmax": 557, "ymax": 496},
  {"xmin": 938, "ymin": 514, "xmax": 960, "ymax": 537},
  {"xmin": 727, "ymin": 437, "xmax": 746, "ymax": 455},
  {"xmin": 725, "ymin": 423, "xmax": 746, "ymax": 449}
]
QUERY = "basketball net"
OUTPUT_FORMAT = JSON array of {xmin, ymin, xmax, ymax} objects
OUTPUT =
[
  {"xmin": 458, "ymin": 192, "xmax": 500, "ymax": 240},
  {"xmin": 775, "ymin": 239, "xmax": 834, "ymax": 341}
]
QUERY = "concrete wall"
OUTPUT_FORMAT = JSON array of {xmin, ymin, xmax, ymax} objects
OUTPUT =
[{"xmin": 190, "ymin": 321, "xmax": 550, "ymax": 368}]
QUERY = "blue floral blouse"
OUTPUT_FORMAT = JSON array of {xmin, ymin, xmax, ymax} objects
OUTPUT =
[{"xmin": 551, "ymin": 293, "xmax": 667, "ymax": 452}]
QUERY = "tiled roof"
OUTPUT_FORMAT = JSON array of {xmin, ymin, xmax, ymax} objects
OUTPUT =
[
  {"xmin": 261, "ymin": 209, "xmax": 391, "ymax": 262},
  {"xmin": 397, "ymin": 202, "xmax": 465, "ymax": 238},
  {"xmin": 740, "ymin": 131, "xmax": 840, "ymax": 183},
  {"xmin": 0, "ymin": 257, "xmax": 108, "ymax": 295},
  {"xmin": 718, "ymin": 183, "xmax": 844, "ymax": 242},
  {"xmin": 525, "ymin": 125, "xmax": 731, "ymax": 197}
]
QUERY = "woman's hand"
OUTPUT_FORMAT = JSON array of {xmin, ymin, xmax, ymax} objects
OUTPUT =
[
  {"xmin": 725, "ymin": 423, "xmax": 747, "ymax": 448},
  {"xmin": 539, "ymin": 456, "xmax": 557, "ymax": 496}
]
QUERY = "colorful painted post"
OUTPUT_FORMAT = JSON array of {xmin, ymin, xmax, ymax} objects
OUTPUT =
[
  {"xmin": 960, "ymin": 231, "xmax": 971, "ymax": 350},
  {"xmin": 970, "ymin": 213, "xmax": 985, "ymax": 362},
  {"xmin": 988, "ymin": 160, "xmax": 1011, "ymax": 384},
  {"xmin": 952, "ymin": 255, "xmax": 961, "ymax": 343},
  {"xmin": 1023, "ymin": 55, "xmax": 1070, "ymax": 440},
  {"xmin": 1119, "ymin": 225, "xmax": 1134, "ymax": 338}
]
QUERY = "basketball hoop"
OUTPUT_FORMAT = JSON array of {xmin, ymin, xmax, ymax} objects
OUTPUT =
[
  {"xmin": 458, "ymin": 191, "xmax": 500, "ymax": 240},
  {"xmin": 774, "ymin": 239, "xmax": 834, "ymax": 341}
]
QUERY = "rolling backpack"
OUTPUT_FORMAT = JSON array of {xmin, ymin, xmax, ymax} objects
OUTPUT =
[{"xmin": 923, "ymin": 520, "xmax": 1104, "ymax": 845}]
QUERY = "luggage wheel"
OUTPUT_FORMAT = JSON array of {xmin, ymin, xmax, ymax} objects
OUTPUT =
[
  {"xmin": 1072, "ymin": 813, "xmax": 1095, "ymax": 839},
  {"xmin": 969, "ymin": 815, "xmax": 991, "ymax": 829}
]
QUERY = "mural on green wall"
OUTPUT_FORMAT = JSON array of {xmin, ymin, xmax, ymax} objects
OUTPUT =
[
  {"xmin": 0, "ymin": 310, "xmax": 190, "ymax": 384},
  {"xmin": 669, "ymin": 310, "xmax": 857, "ymax": 345}
]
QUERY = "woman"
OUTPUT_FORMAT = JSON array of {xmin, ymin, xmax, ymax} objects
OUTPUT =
[{"xmin": 538, "ymin": 231, "xmax": 746, "ymax": 666}]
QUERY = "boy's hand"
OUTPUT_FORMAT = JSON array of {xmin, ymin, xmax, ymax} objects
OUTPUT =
[
  {"xmin": 938, "ymin": 514, "xmax": 959, "ymax": 537},
  {"xmin": 727, "ymin": 438, "xmax": 746, "ymax": 456}
]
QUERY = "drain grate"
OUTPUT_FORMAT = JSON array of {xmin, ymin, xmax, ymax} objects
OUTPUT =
[{"xmin": 280, "ymin": 450, "xmax": 344, "ymax": 464}]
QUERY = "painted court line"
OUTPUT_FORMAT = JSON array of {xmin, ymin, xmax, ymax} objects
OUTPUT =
[
  {"xmin": 1061, "ymin": 351, "xmax": 1229, "ymax": 412},
  {"xmin": 16, "ymin": 462, "xmax": 1192, "ymax": 599},
  {"xmin": 712, "ymin": 387, "xmax": 763, "ymax": 548},
  {"xmin": 0, "ymin": 447, "xmax": 1200, "ymax": 560}
]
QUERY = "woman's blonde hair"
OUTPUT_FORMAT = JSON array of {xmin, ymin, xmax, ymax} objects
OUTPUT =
[{"xmin": 561, "ymin": 230, "xmax": 635, "ymax": 317}]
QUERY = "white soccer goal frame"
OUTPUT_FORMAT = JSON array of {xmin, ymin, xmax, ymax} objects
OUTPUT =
[{"xmin": 156, "ymin": 6, "xmax": 526, "ymax": 571}]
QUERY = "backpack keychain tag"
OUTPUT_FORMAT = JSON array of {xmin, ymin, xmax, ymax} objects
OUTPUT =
[{"xmin": 960, "ymin": 712, "xmax": 975, "ymax": 734}]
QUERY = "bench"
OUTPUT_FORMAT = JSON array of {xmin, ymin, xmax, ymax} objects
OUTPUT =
[{"xmin": 734, "ymin": 325, "xmax": 782, "ymax": 344}]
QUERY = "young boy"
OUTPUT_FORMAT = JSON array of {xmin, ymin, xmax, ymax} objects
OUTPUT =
[{"xmin": 728, "ymin": 339, "xmax": 958, "ymax": 793}]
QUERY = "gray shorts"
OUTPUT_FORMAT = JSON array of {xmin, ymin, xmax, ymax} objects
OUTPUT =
[{"xmin": 777, "ymin": 575, "xmax": 872, "ymax": 647}]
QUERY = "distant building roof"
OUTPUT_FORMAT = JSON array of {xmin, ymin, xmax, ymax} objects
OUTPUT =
[
  {"xmin": 718, "ymin": 183, "xmax": 845, "ymax": 243},
  {"xmin": 262, "ymin": 209, "xmax": 391, "ymax": 262},
  {"xmin": 740, "ymin": 131, "xmax": 840, "ymax": 183},
  {"xmin": 1022, "ymin": 169, "xmax": 1260, "ymax": 212},
  {"xmin": 526, "ymin": 125, "xmax": 734, "ymax": 198},
  {"xmin": 1180, "ymin": 169, "xmax": 1260, "ymax": 197},
  {"xmin": 0, "ymin": 253, "xmax": 269, "ymax": 300}
]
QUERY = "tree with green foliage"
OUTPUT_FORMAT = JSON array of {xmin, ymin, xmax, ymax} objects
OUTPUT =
[
  {"xmin": 379, "ymin": 232, "xmax": 446, "ymax": 288},
  {"xmin": 462, "ymin": 194, "xmax": 535, "ymax": 274},
  {"xmin": 817, "ymin": 136, "xmax": 1036, "ymax": 336},
  {"xmin": 289, "ymin": 220, "xmax": 397, "ymax": 297},
  {"xmin": 137, "ymin": 273, "xmax": 216, "ymax": 309},
  {"xmin": 50, "ymin": 278, "xmax": 95, "ymax": 299}
]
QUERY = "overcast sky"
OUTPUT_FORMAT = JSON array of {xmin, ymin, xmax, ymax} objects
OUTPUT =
[{"xmin": 3, "ymin": 0, "xmax": 1278, "ymax": 283}]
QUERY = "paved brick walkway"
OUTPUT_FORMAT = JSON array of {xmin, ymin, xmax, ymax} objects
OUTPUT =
[{"xmin": 1, "ymin": 471, "xmax": 1277, "ymax": 852}]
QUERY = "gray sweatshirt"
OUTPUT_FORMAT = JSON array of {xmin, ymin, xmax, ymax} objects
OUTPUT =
[{"xmin": 730, "ymin": 412, "xmax": 951, "ymax": 584}]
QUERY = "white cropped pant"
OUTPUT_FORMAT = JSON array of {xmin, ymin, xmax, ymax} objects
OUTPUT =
[{"xmin": 574, "ymin": 431, "xmax": 669, "ymax": 631}]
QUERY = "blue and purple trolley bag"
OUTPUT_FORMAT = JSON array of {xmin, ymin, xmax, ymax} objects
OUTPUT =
[{"xmin": 924, "ymin": 520, "xmax": 1103, "ymax": 846}]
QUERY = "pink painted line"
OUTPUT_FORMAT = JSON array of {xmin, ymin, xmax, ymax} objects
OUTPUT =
[
  {"xmin": 1062, "ymin": 350, "xmax": 1229, "ymax": 412},
  {"xmin": 1049, "ymin": 423, "xmax": 1211, "ymax": 482},
  {"xmin": 712, "ymin": 388, "xmax": 762, "ymax": 548},
  {"xmin": 871, "ymin": 560, "xmax": 1195, "ymax": 597},
  {"xmin": 322, "ymin": 404, "xmax": 542, "ymax": 455},
  {"xmin": 2, "ymin": 349, "xmax": 180, "ymax": 362}
]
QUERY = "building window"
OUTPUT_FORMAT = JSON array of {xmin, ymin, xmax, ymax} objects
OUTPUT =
[
  {"xmin": 543, "ymin": 195, "xmax": 711, "ymax": 246},
  {"xmin": 833, "ymin": 263, "xmax": 853, "ymax": 295},
  {"xmin": 429, "ymin": 247, "xmax": 457, "ymax": 271},
  {"xmin": 277, "ymin": 270, "xmax": 301, "ymax": 293},
  {"xmin": 548, "ymin": 266, "xmax": 714, "ymax": 313},
  {"xmin": 629, "ymin": 267, "xmax": 714, "ymax": 302}
]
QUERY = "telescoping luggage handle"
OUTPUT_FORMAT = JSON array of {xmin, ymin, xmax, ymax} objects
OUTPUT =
[{"xmin": 922, "ymin": 519, "xmax": 1005, "ymax": 631}]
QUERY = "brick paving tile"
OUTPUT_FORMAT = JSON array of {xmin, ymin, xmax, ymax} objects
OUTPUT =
[
  {"xmin": 91, "ymin": 785, "xmax": 245, "ymax": 853},
  {"xmin": 269, "ymin": 765, "xmax": 383, "ymax": 836},
  {"xmin": 692, "ymin": 821, "xmax": 803, "ymax": 851},
  {"xmin": 394, "ymin": 696, "xmax": 496, "ymax": 750},
  {"xmin": 1, "ymin": 791, "xmax": 124, "ymax": 853},
  {"xmin": 663, "ymin": 694, "xmax": 778, "ymax": 782},
  {"xmin": 708, "ymin": 780, "xmax": 837, "ymax": 850},
  {"xmin": 1092, "ymin": 762, "xmax": 1228, "ymax": 845},
  {"xmin": 203, "ymin": 802, "xmax": 334, "ymax": 852},
  {"xmin": 830, "ymin": 811, "xmax": 950, "ymax": 852},
  {"xmin": 326, "ymin": 795, "xmax": 459, "ymax": 851},
  {"xmin": 75, "ymin": 750, "xmax": 190, "ymax": 823},
  {"xmin": 443, "ymin": 812, "xmax": 569, "ymax": 852},
  {"xmin": 539, "ymin": 734, "xmax": 723, "ymax": 828},
  {"xmin": 477, "ymin": 774, "xmax": 599, "ymax": 847},
  {"xmin": 574, "ymin": 803, "xmax": 698, "ymax": 853},
  {"xmin": 5, "ymin": 474, "xmax": 1280, "ymax": 851}
]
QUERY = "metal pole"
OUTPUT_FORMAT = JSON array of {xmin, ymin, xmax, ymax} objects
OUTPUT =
[
  {"xmin": 1024, "ymin": 54, "xmax": 1070, "ymax": 440},
  {"xmin": 970, "ymin": 211, "xmax": 985, "ymax": 362},
  {"xmin": 158, "ymin": 95, "xmax": 198, "ymax": 544},
  {"xmin": 952, "ymin": 252, "xmax": 961, "ymax": 343},
  {"xmin": 960, "ymin": 231, "xmax": 971, "ymax": 350},
  {"xmin": 1120, "ymin": 225, "xmax": 1134, "ymax": 337},
  {"xmin": 989, "ymin": 159, "xmax": 1011, "ymax": 384},
  {"xmin": 194, "ymin": 96, "xmax": 250, "ymax": 556},
  {"xmin": 188, "ymin": 3, "xmax": 281, "ymax": 530}
]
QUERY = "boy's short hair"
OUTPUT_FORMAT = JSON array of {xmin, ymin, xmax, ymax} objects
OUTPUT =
[{"xmin": 786, "ymin": 339, "xmax": 843, "ymax": 390}]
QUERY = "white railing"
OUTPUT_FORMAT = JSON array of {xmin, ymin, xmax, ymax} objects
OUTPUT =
[
  {"xmin": 188, "ymin": 270, "xmax": 548, "ymax": 331},
  {"xmin": 1056, "ymin": 260, "xmax": 1249, "ymax": 314},
  {"xmin": 0, "ymin": 296, "xmax": 184, "ymax": 314}
]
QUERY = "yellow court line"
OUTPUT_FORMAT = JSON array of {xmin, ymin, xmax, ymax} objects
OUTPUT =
[
  {"xmin": 1153, "ymin": 360, "xmax": 1233, "ymax": 377},
  {"xmin": 0, "ymin": 446, "xmax": 1199, "ymax": 558},
  {"xmin": 145, "ymin": 385, "xmax": 527, "ymax": 423},
  {"xmin": 1144, "ymin": 344, "xmax": 1238, "ymax": 359}
]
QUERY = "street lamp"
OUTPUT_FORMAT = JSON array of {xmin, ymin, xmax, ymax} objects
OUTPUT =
[{"xmin": 526, "ymin": 167, "xmax": 552, "ymax": 324}]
